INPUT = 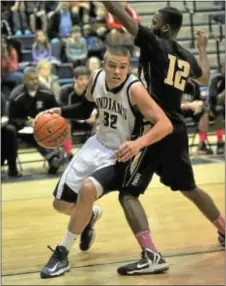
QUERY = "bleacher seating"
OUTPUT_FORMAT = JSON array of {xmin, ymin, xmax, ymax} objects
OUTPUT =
[
  {"xmin": 3, "ymin": 1, "xmax": 224, "ymax": 170},
  {"xmin": 9, "ymin": 1, "xmax": 224, "ymax": 75},
  {"xmin": 130, "ymin": 1, "xmax": 225, "ymax": 70}
]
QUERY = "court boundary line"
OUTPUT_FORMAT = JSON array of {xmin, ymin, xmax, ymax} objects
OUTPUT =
[{"xmin": 2, "ymin": 248, "xmax": 224, "ymax": 277}]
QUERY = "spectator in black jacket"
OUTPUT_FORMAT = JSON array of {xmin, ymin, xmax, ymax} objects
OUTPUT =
[
  {"xmin": 8, "ymin": 67, "xmax": 65, "ymax": 175},
  {"xmin": 60, "ymin": 66, "xmax": 97, "ymax": 130},
  {"xmin": 1, "ymin": 92, "xmax": 22, "ymax": 177},
  {"xmin": 1, "ymin": 1, "xmax": 12, "ymax": 37},
  {"xmin": 48, "ymin": 1, "xmax": 80, "ymax": 60}
]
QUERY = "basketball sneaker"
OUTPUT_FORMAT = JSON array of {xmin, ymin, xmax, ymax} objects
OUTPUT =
[
  {"xmin": 216, "ymin": 141, "xmax": 224, "ymax": 155},
  {"xmin": 218, "ymin": 232, "xmax": 225, "ymax": 247},
  {"xmin": 40, "ymin": 245, "xmax": 70, "ymax": 279},
  {"xmin": 79, "ymin": 205, "xmax": 102, "ymax": 251},
  {"xmin": 117, "ymin": 248, "xmax": 169, "ymax": 276},
  {"xmin": 197, "ymin": 142, "xmax": 213, "ymax": 155}
]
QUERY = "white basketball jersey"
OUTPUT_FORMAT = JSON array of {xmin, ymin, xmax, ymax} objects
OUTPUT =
[{"xmin": 92, "ymin": 69, "xmax": 142, "ymax": 149}]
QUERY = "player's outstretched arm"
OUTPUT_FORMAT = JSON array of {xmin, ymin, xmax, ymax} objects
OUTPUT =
[
  {"xmin": 196, "ymin": 30, "xmax": 210, "ymax": 85},
  {"xmin": 102, "ymin": 2, "xmax": 139, "ymax": 37},
  {"xmin": 117, "ymin": 83, "xmax": 173, "ymax": 162}
]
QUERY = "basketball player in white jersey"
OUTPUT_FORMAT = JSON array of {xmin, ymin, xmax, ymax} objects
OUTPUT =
[{"xmin": 40, "ymin": 46, "xmax": 173, "ymax": 279}]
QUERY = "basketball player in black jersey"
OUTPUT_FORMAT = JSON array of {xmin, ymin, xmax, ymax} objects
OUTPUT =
[{"xmin": 103, "ymin": 3, "xmax": 225, "ymax": 275}]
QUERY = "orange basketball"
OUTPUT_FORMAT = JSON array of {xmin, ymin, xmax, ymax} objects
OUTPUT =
[{"xmin": 34, "ymin": 113, "xmax": 70, "ymax": 149}]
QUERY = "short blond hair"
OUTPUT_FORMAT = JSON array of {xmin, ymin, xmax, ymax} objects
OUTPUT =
[
  {"xmin": 104, "ymin": 45, "xmax": 131, "ymax": 63},
  {"xmin": 36, "ymin": 60, "xmax": 52, "ymax": 72}
]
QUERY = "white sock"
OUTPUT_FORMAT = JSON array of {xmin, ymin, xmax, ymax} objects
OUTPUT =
[
  {"xmin": 60, "ymin": 230, "xmax": 80, "ymax": 252},
  {"xmin": 92, "ymin": 205, "xmax": 100, "ymax": 217}
]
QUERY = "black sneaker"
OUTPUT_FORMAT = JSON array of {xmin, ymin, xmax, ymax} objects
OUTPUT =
[
  {"xmin": 218, "ymin": 232, "xmax": 225, "ymax": 247},
  {"xmin": 79, "ymin": 205, "xmax": 102, "ymax": 251},
  {"xmin": 197, "ymin": 142, "xmax": 213, "ymax": 155},
  {"xmin": 216, "ymin": 141, "xmax": 225, "ymax": 155},
  {"xmin": 40, "ymin": 245, "xmax": 70, "ymax": 279},
  {"xmin": 8, "ymin": 170, "xmax": 23, "ymax": 177},
  {"xmin": 117, "ymin": 248, "xmax": 169, "ymax": 276}
]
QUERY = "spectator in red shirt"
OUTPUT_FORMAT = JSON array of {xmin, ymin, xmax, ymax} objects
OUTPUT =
[
  {"xmin": 1, "ymin": 35, "xmax": 23, "ymax": 99},
  {"xmin": 106, "ymin": 1, "xmax": 140, "ymax": 32}
]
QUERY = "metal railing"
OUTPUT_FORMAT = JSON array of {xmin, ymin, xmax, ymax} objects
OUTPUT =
[
  {"xmin": 208, "ymin": 15, "xmax": 225, "ymax": 70},
  {"xmin": 183, "ymin": 1, "xmax": 196, "ymax": 48}
]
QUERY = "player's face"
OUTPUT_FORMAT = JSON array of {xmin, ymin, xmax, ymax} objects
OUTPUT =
[
  {"xmin": 151, "ymin": 12, "xmax": 167, "ymax": 37},
  {"xmin": 104, "ymin": 55, "xmax": 130, "ymax": 88},
  {"xmin": 75, "ymin": 75, "xmax": 89, "ymax": 91}
]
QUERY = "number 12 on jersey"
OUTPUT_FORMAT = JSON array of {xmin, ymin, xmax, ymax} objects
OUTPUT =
[{"xmin": 164, "ymin": 54, "xmax": 190, "ymax": 91}]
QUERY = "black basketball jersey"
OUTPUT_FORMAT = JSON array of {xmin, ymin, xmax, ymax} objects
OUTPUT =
[{"xmin": 135, "ymin": 25, "xmax": 202, "ymax": 125}]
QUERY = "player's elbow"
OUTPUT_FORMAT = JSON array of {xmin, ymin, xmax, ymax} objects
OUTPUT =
[
  {"xmin": 197, "ymin": 72, "xmax": 210, "ymax": 85},
  {"xmin": 163, "ymin": 118, "xmax": 173, "ymax": 135},
  {"xmin": 153, "ymin": 114, "xmax": 173, "ymax": 136}
]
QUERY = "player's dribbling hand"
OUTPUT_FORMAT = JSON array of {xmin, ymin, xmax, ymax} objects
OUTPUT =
[
  {"xmin": 26, "ymin": 116, "xmax": 34, "ymax": 127},
  {"xmin": 117, "ymin": 140, "xmax": 141, "ymax": 162},
  {"xmin": 36, "ymin": 108, "xmax": 62, "ymax": 119},
  {"xmin": 196, "ymin": 30, "xmax": 208, "ymax": 50}
]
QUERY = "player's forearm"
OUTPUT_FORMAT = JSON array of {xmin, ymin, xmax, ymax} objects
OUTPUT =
[
  {"xmin": 181, "ymin": 102, "xmax": 192, "ymax": 110},
  {"xmin": 102, "ymin": 2, "xmax": 138, "ymax": 36},
  {"xmin": 198, "ymin": 48, "xmax": 210, "ymax": 85},
  {"xmin": 136, "ymin": 119, "xmax": 173, "ymax": 149},
  {"xmin": 61, "ymin": 102, "xmax": 84, "ymax": 119}
]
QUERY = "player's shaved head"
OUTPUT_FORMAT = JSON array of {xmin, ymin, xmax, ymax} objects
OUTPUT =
[{"xmin": 104, "ymin": 46, "xmax": 131, "ymax": 63}]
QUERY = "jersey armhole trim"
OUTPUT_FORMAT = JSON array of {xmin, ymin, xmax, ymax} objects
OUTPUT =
[
  {"xmin": 91, "ymin": 69, "xmax": 104, "ymax": 96},
  {"xmin": 126, "ymin": 80, "xmax": 141, "ymax": 117}
]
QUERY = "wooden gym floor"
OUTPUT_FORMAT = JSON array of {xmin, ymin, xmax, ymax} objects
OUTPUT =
[{"xmin": 1, "ymin": 160, "xmax": 225, "ymax": 285}]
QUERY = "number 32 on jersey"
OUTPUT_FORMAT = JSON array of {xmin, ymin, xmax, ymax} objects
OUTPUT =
[{"xmin": 164, "ymin": 54, "xmax": 190, "ymax": 91}]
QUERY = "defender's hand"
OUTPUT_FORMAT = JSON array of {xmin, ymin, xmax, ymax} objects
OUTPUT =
[
  {"xmin": 117, "ymin": 140, "xmax": 141, "ymax": 162},
  {"xmin": 196, "ymin": 30, "xmax": 208, "ymax": 50}
]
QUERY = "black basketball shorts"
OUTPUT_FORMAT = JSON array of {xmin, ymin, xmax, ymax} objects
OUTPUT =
[{"xmin": 121, "ymin": 125, "xmax": 196, "ymax": 196}]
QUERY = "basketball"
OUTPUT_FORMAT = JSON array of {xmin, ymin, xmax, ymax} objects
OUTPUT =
[{"xmin": 34, "ymin": 113, "xmax": 70, "ymax": 149}]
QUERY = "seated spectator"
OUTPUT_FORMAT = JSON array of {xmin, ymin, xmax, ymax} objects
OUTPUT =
[
  {"xmin": 86, "ymin": 56, "xmax": 101, "ymax": 74},
  {"xmin": 45, "ymin": 1, "xmax": 59, "ymax": 19},
  {"xmin": 48, "ymin": 1, "xmax": 80, "ymax": 60},
  {"xmin": 65, "ymin": 26, "xmax": 88, "ymax": 66},
  {"xmin": 1, "ymin": 1, "xmax": 12, "ymax": 37},
  {"xmin": 10, "ymin": 1, "xmax": 31, "ymax": 36},
  {"xmin": 90, "ymin": 2, "xmax": 108, "ymax": 39},
  {"xmin": 25, "ymin": 1, "xmax": 48, "ymax": 33},
  {"xmin": 105, "ymin": 28, "xmax": 134, "ymax": 55},
  {"xmin": 60, "ymin": 66, "xmax": 97, "ymax": 157},
  {"xmin": 212, "ymin": 1, "xmax": 225, "ymax": 24},
  {"xmin": 8, "ymin": 67, "xmax": 64, "ymax": 175},
  {"xmin": 32, "ymin": 30, "xmax": 60, "ymax": 64},
  {"xmin": 209, "ymin": 63, "xmax": 225, "ymax": 154},
  {"xmin": 70, "ymin": 2, "xmax": 90, "ymax": 24},
  {"xmin": 85, "ymin": 29, "xmax": 105, "ymax": 59},
  {"xmin": 1, "ymin": 92, "xmax": 22, "ymax": 178},
  {"xmin": 36, "ymin": 60, "xmax": 61, "ymax": 103},
  {"xmin": 1, "ymin": 35, "xmax": 23, "ymax": 100},
  {"xmin": 181, "ymin": 79, "xmax": 212, "ymax": 155}
]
